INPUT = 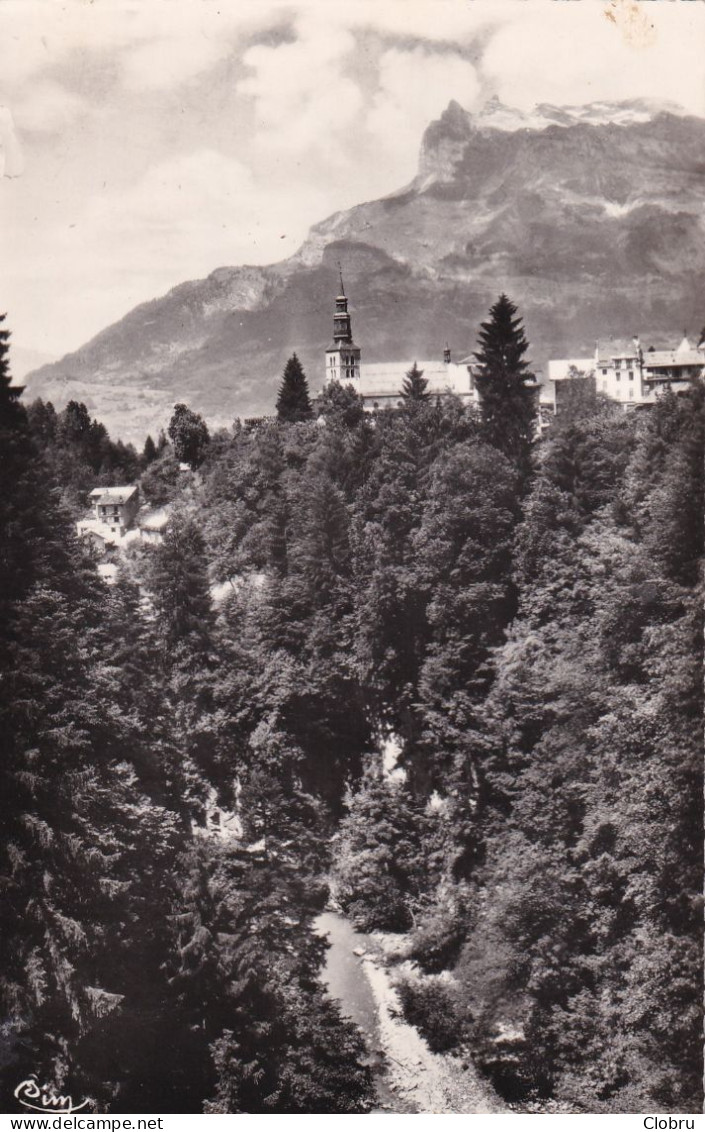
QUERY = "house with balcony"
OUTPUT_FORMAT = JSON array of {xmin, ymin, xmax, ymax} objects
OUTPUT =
[{"xmin": 548, "ymin": 335, "xmax": 705, "ymax": 411}]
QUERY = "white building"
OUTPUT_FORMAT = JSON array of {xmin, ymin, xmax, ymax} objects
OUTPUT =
[{"xmin": 549, "ymin": 336, "xmax": 705, "ymax": 411}]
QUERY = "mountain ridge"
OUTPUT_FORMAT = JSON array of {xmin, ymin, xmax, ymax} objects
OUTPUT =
[{"xmin": 24, "ymin": 98, "xmax": 705, "ymax": 442}]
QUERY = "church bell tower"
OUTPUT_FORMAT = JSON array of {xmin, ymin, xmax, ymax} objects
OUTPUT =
[{"xmin": 325, "ymin": 267, "xmax": 361, "ymax": 385}]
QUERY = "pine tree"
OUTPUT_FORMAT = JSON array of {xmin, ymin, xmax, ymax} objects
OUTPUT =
[
  {"xmin": 0, "ymin": 313, "xmax": 38, "ymax": 610},
  {"xmin": 147, "ymin": 512, "xmax": 214, "ymax": 656},
  {"xmin": 144, "ymin": 512, "xmax": 218, "ymax": 807},
  {"xmin": 142, "ymin": 433, "xmax": 158, "ymax": 467},
  {"xmin": 0, "ymin": 316, "xmax": 188, "ymax": 1109},
  {"xmin": 401, "ymin": 361, "xmax": 430, "ymax": 402},
  {"xmin": 59, "ymin": 399, "xmax": 92, "ymax": 445},
  {"xmin": 473, "ymin": 294, "xmax": 537, "ymax": 473},
  {"xmin": 26, "ymin": 398, "xmax": 58, "ymax": 446},
  {"xmin": 276, "ymin": 354, "xmax": 312, "ymax": 422}
]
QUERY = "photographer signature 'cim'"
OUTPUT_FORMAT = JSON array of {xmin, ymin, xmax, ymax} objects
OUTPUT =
[{"xmin": 14, "ymin": 1074, "xmax": 89, "ymax": 1114}]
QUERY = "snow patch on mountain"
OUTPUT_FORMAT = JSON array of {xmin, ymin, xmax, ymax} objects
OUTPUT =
[{"xmin": 473, "ymin": 95, "xmax": 687, "ymax": 133}]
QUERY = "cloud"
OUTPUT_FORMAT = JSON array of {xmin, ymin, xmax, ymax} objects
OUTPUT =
[
  {"xmin": 367, "ymin": 47, "xmax": 481, "ymax": 168},
  {"xmin": 117, "ymin": 3, "xmax": 273, "ymax": 92},
  {"xmin": 323, "ymin": 0, "xmax": 501, "ymax": 47},
  {"xmin": 238, "ymin": 19, "xmax": 363, "ymax": 161},
  {"xmin": 120, "ymin": 34, "xmax": 231, "ymax": 92},
  {"xmin": 80, "ymin": 148, "xmax": 327, "ymax": 276},
  {"xmin": 12, "ymin": 80, "xmax": 86, "ymax": 133},
  {"xmin": 482, "ymin": 2, "xmax": 705, "ymax": 115},
  {"xmin": 0, "ymin": 0, "xmax": 277, "ymax": 96},
  {"xmin": 3, "ymin": 146, "xmax": 330, "ymax": 352},
  {"xmin": 0, "ymin": 106, "xmax": 24, "ymax": 176}
]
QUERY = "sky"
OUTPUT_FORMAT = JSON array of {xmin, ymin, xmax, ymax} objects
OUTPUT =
[{"xmin": 1, "ymin": 0, "xmax": 705, "ymax": 366}]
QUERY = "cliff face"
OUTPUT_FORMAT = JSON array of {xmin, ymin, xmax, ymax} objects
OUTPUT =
[{"xmin": 25, "ymin": 99, "xmax": 705, "ymax": 442}]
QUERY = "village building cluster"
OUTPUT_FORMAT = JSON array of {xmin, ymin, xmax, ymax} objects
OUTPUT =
[
  {"xmin": 549, "ymin": 335, "xmax": 705, "ymax": 410},
  {"xmin": 324, "ymin": 278, "xmax": 486, "ymax": 410},
  {"xmin": 323, "ymin": 280, "xmax": 704, "ymax": 416},
  {"xmin": 324, "ymin": 278, "xmax": 490, "ymax": 411},
  {"xmin": 76, "ymin": 486, "xmax": 169, "ymax": 582},
  {"xmin": 78, "ymin": 284, "xmax": 705, "ymax": 584}
]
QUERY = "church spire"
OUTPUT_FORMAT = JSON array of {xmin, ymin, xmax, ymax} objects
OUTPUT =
[
  {"xmin": 332, "ymin": 267, "xmax": 354, "ymax": 346},
  {"xmin": 325, "ymin": 271, "xmax": 361, "ymax": 385}
]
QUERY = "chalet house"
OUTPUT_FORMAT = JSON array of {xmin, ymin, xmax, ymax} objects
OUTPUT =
[
  {"xmin": 88, "ymin": 485, "xmax": 140, "ymax": 535},
  {"xmin": 76, "ymin": 487, "xmax": 170, "ymax": 583},
  {"xmin": 77, "ymin": 485, "xmax": 140, "ymax": 557}
]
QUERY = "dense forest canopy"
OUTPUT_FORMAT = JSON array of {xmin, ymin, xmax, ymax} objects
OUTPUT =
[{"xmin": 1, "ymin": 302, "xmax": 702, "ymax": 1114}]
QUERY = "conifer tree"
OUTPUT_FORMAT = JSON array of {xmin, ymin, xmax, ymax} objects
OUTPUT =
[
  {"xmin": 276, "ymin": 354, "xmax": 312, "ymax": 422},
  {"xmin": 473, "ymin": 294, "xmax": 536, "ymax": 472},
  {"xmin": 26, "ymin": 398, "xmax": 58, "ymax": 446},
  {"xmin": 148, "ymin": 512, "xmax": 214, "ymax": 657},
  {"xmin": 142, "ymin": 433, "xmax": 158, "ymax": 466},
  {"xmin": 0, "ymin": 313, "xmax": 37, "ymax": 609},
  {"xmin": 0, "ymin": 316, "xmax": 186, "ymax": 1109},
  {"xmin": 401, "ymin": 361, "xmax": 430, "ymax": 402},
  {"xmin": 144, "ymin": 512, "xmax": 218, "ymax": 806}
]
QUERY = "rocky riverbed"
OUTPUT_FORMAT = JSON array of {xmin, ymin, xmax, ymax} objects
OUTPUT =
[{"xmin": 315, "ymin": 910, "xmax": 507, "ymax": 1114}]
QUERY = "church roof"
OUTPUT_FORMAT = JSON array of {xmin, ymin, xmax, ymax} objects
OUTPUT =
[{"xmin": 357, "ymin": 360, "xmax": 473, "ymax": 397}]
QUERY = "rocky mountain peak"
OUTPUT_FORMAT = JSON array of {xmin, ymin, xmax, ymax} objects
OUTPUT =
[{"xmin": 417, "ymin": 95, "xmax": 693, "ymax": 183}]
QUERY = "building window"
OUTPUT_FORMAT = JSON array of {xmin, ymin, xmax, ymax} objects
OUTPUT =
[
  {"xmin": 628, "ymin": 371, "xmax": 633, "ymax": 380},
  {"xmin": 628, "ymin": 387, "xmax": 634, "ymax": 399},
  {"xmin": 615, "ymin": 372, "xmax": 620, "ymax": 381}
]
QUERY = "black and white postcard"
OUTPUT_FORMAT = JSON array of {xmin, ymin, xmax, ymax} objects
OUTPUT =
[{"xmin": 1, "ymin": 0, "xmax": 703, "ymax": 1118}]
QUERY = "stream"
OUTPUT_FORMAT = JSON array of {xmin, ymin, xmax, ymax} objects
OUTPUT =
[{"xmin": 314, "ymin": 910, "xmax": 507, "ymax": 1114}]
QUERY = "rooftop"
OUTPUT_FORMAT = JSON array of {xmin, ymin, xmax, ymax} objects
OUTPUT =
[
  {"xmin": 643, "ymin": 350, "xmax": 705, "ymax": 368},
  {"xmin": 139, "ymin": 508, "xmax": 170, "ymax": 531},
  {"xmin": 89, "ymin": 485, "xmax": 139, "ymax": 505},
  {"xmin": 357, "ymin": 359, "xmax": 474, "ymax": 396},
  {"xmin": 76, "ymin": 518, "xmax": 117, "ymax": 543}
]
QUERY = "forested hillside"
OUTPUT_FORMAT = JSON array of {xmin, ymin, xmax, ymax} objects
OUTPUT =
[{"xmin": 2, "ymin": 303, "xmax": 702, "ymax": 1113}]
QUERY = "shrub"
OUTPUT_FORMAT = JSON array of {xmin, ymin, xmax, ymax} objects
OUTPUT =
[{"xmin": 396, "ymin": 978, "xmax": 463, "ymax": 1052}]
